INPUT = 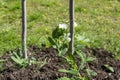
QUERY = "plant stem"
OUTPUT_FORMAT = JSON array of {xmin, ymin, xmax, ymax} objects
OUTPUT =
[
  {"xmin": 22, "ymin": 0, "xmax": 27, "ymax": 59},
  {"xmin": 68, "ymin": 0, "xmax": 74, "ymax": 54},
  {"xmin": 78, "ymin": 73, "xmax": 83, "ymax": 80}
]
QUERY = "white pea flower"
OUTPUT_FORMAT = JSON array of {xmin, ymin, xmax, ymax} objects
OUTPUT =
[
  {"xmin": 64, "ymin": 33, "xmax": 71, "ymax": 42},
  {"xmin": 64, "ymin": 36, "xmax": 71, "ymax": 42},
  {"xmin": 67, "ymin": 33, "xmax": 71, "ymax": 37},
  {"xmin": 66, "ymin": 37, "xmax": 71, "ymax": 42},
  {"xmin": 66, "ymin": 33, "xmax": 71, "ymax": 42},
  {"xmin": 59, "ymin": 23, "xmax": 68, "ymax": 29},
  {"xmin": 74, "ymin": 22, "xmax": 78, "ymax": 27}
]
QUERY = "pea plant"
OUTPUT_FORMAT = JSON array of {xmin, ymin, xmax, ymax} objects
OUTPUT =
[
  {"xmin": 48, "ymin": 22, "xmax": 97, "ymax": 80},
  {"xmin": 48, "ymin": 23, "xmax": 69, "ymax": 56},
  {"xmin": 57, "ymin": 1, "xmax": 96, "ymax": 79},
  {"xmin": 11, "ymin": 49, "xmax": 46, "ymax": 68},
  {"xmin": 48, "ymin": 1, "xmax": 96, "ymax": 77}
]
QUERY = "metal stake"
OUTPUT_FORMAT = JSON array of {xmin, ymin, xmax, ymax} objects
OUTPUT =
[
  {"xmin": 22, "ymin": 0, "xmax": 27, "ymax": 59},
  {"xmin": 68, "ymin": 0, "xmax": 74, "ymax": 54}
]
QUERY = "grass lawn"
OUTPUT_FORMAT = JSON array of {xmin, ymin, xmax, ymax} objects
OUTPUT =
[{"xmin": 0, "ymin": 0, "xmax": 120, "ymax": 58}]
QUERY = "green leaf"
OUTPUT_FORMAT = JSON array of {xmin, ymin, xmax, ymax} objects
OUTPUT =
[
  {"xmin": 76, "ymin": 51, "xmax": 86, "ymax": 63},
  {"xmin": 79, "ymin": 62, "xmax": 85, "ymax": 70},
  {"xmin": 11, "ymin": 52, "xmax": 28, "ymax": 67},
  {"xmin": 58, "ymin": 48, "xmax": 67, "ymax": 56},
  {"xmin": 86, "ymin": 69, "xmax": 97, "ymax": 77},
  {"xmin": 52, "ymin": 27, "xmax": 64, "ymax": 38},
  {"xmin": 62, "ymin": 43, "xmax": 68, "ymax": 49},
  {"xmin": 0, "ymin": 59, "xmax": 4, "ymax": 71},
  {"xmin": 103, "ymin": 64, "xmax": 114, "ymax": 72},
  {"xmin": 82, "ymin": 77, "xmax": 90, "ymax": 80},
  {"xmin": 48, "ymin": 37, "xmax": 56, "ymax": 45},
  {"xmin": 86, "ymin": 57, "xmax": 96, "ymax": 62},
  {"xmin": 75, "ymin": 45, "xmax": 85, "ymax": 51},
  {"xmin": 67, "ymin": 53, "xmax": 78, "ymax": 69},
  {"xmin": 36, "ymin": 58, "xmax": 46, "ymax": 68},
  {"xmin": 57, "ymin": 77, "xmax": 71, "ymax": 80},
  {"xmin": 0, "ymin": 60, "xmax": 5, "ymax": 63},
  {"xmin": 59, "ymin": 69, "xmax": 78, "ymax": 75},
  {"xmin": 13, "ymin": 52, "xmax": 21, "ymax": 59},
  {"xmin": 11, "ymin": 56, "xmax": 23, "ymax": 65}
]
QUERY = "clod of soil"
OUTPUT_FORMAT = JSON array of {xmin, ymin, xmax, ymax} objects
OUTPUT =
[{"xmin": 0, "ymin": 46, "xmax": 120, "ymax": 80}]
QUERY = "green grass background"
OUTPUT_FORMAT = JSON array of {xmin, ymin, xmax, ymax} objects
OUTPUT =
[{"xmin": 0, "ymin": 0, "xmax": 120, "ymax": 58}]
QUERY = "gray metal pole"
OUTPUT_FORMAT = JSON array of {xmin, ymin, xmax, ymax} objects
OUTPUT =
[
  {"xmin": 22, "ymin": 0, "xmax": 27, "ymax": 59},
  {"xmin": 68, "ymin": 0, "xmax": 74, "ymax": 54}
]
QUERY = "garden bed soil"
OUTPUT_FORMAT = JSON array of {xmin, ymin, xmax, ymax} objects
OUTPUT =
[{"xmin": 0, "ymin": 46, "xmax": 120, "ymax": 80}]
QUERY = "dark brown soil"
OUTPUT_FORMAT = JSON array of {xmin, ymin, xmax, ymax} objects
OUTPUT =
[
  {"xmin": 83, "ymin": 48, "xmax": 120, "ymax": 80},
  {"xmin": 0, "ymin": 46, "xmax": 120, "ymax": 80}
]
